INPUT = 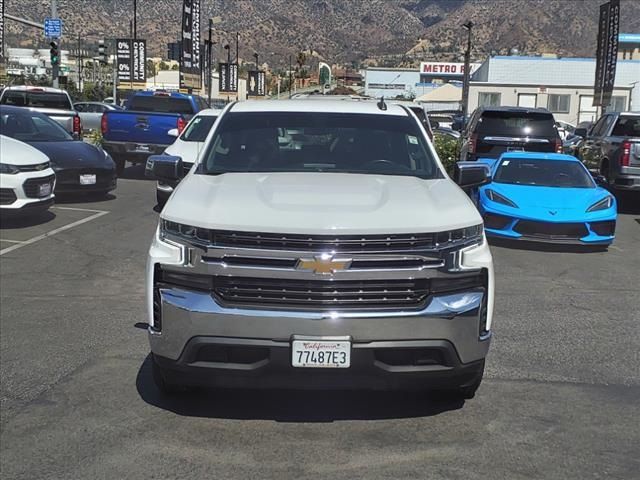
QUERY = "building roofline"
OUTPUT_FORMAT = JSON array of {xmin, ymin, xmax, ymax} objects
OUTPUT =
[
  {"xmin": 490, "ymin": 55, "xmax": 640, "ymax": 63},
  {"xmin": 469, "ymin": 81, "xmax": 633, "ymax": 90}
]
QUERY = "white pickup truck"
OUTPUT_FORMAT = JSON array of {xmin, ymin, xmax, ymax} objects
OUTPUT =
[
  {"xmin": 145, "ymin": 99, "xmax": 495, "ymax": 400},
  {"xmin": 0, "ymin": 86, "xmax": 82, "ymax": 137}
]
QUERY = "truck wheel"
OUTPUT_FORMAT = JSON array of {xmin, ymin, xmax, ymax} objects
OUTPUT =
[
  {"xmin": 156, "ymin": 190, "xmax": 168, "ymax": 209},
  {"xmin": 151, "ymin": 354, "xmax": 187, "ymax": 394},
  {"xmin": 114, "ymin": 157, "xmax": 126, "ymax": 176}
]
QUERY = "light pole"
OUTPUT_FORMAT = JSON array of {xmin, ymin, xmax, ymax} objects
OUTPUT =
[
  {"xmin": 207, "ymin": 19, "xmax": 213, "ymax": 106},
  {"xmin": 461, "ymin": 20, "xmax": 474, "ymax": 120},
  {"xmin": 253, "ymin": 52, "xmax": 259, "ymax": 70}
]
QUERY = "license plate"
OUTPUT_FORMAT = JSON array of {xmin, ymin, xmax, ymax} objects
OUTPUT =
[
  {"xmin": 136, "ymin": 144, "xmax": 150, "ymax": 152},
  {"xmin": 292, "ymin": 339, "xmax": 351, "ymax": 368},
  {"xmin": 38, "ymin": 183, "xmax": 52, "ymax": 197},
  {"xmin": 79, "ymin": 174, "xmax": 97, "ymax": 185}
]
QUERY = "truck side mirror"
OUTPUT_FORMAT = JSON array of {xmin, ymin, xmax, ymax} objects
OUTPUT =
[
  {"xmin": 454, "ymin": 162, "xmax": 491, "ymax": 188},
  {"xmin": 146, "ymin": 155, "xmax": 183, "ymax": 181},
  {"xmin": 574, "ymin": 128, "xmax": 587, "ymax": 138},
  {"xmin": 167, "ymin": 128, "xmax": 179, "ymax": 137}
]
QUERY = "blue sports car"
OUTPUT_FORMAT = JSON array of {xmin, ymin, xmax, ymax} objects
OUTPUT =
[{"xmin": 476, "ymin": 152, "xmax": 617, "ymax": 245}]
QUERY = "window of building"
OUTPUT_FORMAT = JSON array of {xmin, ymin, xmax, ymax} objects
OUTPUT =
[
  {"xmin": 368, "ymin": 83, "xmax": 406, "ymax": 90},
  {"xmin": 547, "ymin": 94, "xmax": 571, "ymax": 113},
  {"xmin": 517, "ymin": 93, "xmax": 537, "ymax": 108},
  {"xmin": 605, "ymin": 96, "xmax": 627, "ymax": 113},
  {"xmin": 478, "ymin": 92, "xmax": 501, "ymax": 107}
]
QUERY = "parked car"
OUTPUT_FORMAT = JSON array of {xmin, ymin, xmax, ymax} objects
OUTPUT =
[
  {"xmin": 386, "ymin": 100, "xmax": 434, "ymax": 139},
  {"xmin": 145, "ymin": 99, "xmax": 494, "ymax": 399},
  {"xmin": 476, "ymin": 152, "xmax": 616, "ymax": 246},
  {"xmin": 460, "ymin": 106, "xmax": 562, "ymax": 161},
  {"xmin": 434, "ymin": 126, "xmax": 461, "ymax": 140},
  {"xmin": 576, "ymin": 111, "xmax": 640, "ymax": 191},
  {"xmin": 0, "ymin": 86, "xmax": 82, "ymax": 137},
  {"xmin": 150, "ymin": 108, "xmax": 222, "ymax": 208},
  {"xmin": 74, "ymin": 102, "xmax": 122, "ymax": 132},
  {"xmin": 101, "ymin": 90, "xmax": 209, "ymax": 175},
  {"xmin": 0, "ymin": 105, "xmax": 116, "ymax": 197},
  {"xmin": 0, "ymin": 134, "xmax": 56, "ymax": 216},
  {"xmin": 555, "ymin": 120, "xmax": 575, "ymax": 141}
]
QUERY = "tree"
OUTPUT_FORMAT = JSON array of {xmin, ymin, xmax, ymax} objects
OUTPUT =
[
  {"xmin": 146, "ymin": 59, "xmax": 157, "ymax": 77},
  {"xmin": 171, "ymin": 64, "xmax": 179, "ymax": 71},
  {"xmin": 158, "ymin": 61, "xmax": 169, "ymax": 71}
]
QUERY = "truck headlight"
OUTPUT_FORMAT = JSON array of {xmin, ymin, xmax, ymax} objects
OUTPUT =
[
  {"xmin": 160, "ymin": 219, "xmax": 210, "ymax": 243},
  {"xmin": 436, "ymin": 224, "xmax": 483, "ymax": 248},
  {"xmin": 0, "ymin": 163, "xmax": 20, "ymax": 175}
]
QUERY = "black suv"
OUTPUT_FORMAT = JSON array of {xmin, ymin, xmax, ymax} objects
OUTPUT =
[{"xmin": 460, "ymin": 106, "xmax": 562, "ymax": 161}]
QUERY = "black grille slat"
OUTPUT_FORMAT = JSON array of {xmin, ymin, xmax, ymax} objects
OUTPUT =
[
  {"xmin": 514, "ymin": 221, "xmax": 588, "ymax": 239},
  {"xmin": 0, "ymin": 188, "xmax": 17, "ymax": 205},
  {"xmin": 22, "ymin": 174, "xmax": 55, "ymax": 198},
  {"xmin": 213, "ymin": 277, "xmax": 430, "ymax": 310}
]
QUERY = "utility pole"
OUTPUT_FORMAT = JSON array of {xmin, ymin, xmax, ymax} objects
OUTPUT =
[
  {"xmin": 133, "ymin": 0, "xmax": 137, "ymax": 41},
  {"xmin": 112, "ymin": 39, "xmax": 118, "ymax": 105},
  {"xmin": 461, "ymin": 21, "xmax": 474, "ymax": 120},
  {"xmin": 207, "ymin": 18, "xmax": 213, "ymax": 106},
  {"xmin": 235, "ymin": 32, "xmax": 239, "ymax": 101},
  {"xmin": 288, "ymin": 54, "xmax": 292, "ymax": 98},
  {"xmin": 51, "ymin": 0, "xmax": 59, "ymax": 88},
  {"xmin": 76, "ymin": 33, "xmax": 82, "ymax": 92}
]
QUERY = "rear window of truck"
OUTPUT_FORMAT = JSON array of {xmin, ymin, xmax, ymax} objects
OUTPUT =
[
  {"xmin": 611, "ymin": 116, "xmax": 640, "ymax": 137},
  {"xmin": 477, "ymin": 111, "xmax": 557, "ymax": 136},
  {"xmin": 1, "ymin": 91, "xmax": 72, "ymax": 110},
  {"xmin": 128, "ymin": 96, "xmax": 194, "ymax": 114}
]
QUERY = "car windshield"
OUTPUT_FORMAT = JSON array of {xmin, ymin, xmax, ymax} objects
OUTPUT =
[
  {"xmin": 493, "ymin": 158, "xmax": 594, "ymax": 188},
  {"xmin": 1, "ymin": 91, "xmax": 72, "ymax": 110},
  {"xmin": 199, "ymin": 112, "xmax": 441, "ymax": 178},
  {"xmin": 478, "ymin": 111, "xmax": 557, "ymax": 136},
  {"xmin": 0, "ymin": 110, "xmax": 73, "ymax": 142},
  {"xmin": 181, "ymin": 115, "xmax": 217, "ymax": 142}
]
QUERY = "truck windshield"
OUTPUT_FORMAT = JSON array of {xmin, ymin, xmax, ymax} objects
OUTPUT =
[
  {"xmin": 199, "ymin": 112, "xmax": 441, "ymax": 178},
  {"xmin": 611, "ymin": 116, "xmax": 640, "ymax": 137},
  {"xmin": 1, "ymin": 91, "xmax": 72, "ymax": 110},
  {"xmin": 181, "ymin": 115, "xmax": 217, "ymax": 142},
  {"xmin": 478, "ymin": 111, "xmax": 557, "ymax": 136},
  {"xmin": 128, "ymin": 96, "xmax": 194, "ymax": 114},
  {"xmin": 493, "ymin": 158, "xmax": 594, "ymax": 188}
]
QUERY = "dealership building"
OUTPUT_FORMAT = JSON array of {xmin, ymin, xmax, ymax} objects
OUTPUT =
[
  {"xmin": 469, "ymin": 55, "xmax": 640, "ymax": 125},
  {"xmin": 364, "ymin": 33, "xmax": 640, "ymax": 125}
]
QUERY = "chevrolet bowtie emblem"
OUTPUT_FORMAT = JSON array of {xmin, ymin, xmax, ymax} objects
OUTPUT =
[{"xmin": 296, "ymin": 254, "xmax": 352, "ymax": 275}]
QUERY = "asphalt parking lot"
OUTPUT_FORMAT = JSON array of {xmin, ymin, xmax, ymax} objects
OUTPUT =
[{"xmin": 1, "ymin": 166, "xmax": 639, "ymax": 479}]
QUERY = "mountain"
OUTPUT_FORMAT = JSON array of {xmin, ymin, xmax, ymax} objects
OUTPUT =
[{"xmin": 4, "ymin": 0, "xmax": 640, "ymax": 67}]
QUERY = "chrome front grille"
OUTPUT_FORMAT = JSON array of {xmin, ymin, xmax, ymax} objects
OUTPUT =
[
  {"xmin": 212, "ymin": 231, "xmax": 438, "ymax": 253},
  {"xmin": 213, "ymin": 277, "xmax": 430, "ymax": 310}
]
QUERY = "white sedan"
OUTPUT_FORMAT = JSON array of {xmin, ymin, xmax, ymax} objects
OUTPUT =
[
  {"xmin": 0, "ymin": 135, "xmax": 56, "ymax": 216},
  {"xmin": 155, "ymin": 108, "xmax": 222, "ymax": 207}
]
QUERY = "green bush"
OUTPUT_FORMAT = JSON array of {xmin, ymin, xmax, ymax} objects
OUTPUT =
[
  {"xmin": 433, "ymin": 134, "xmax": 460, "ymax": 175},
  {"xmin": 87, "ymin": 130, "xmax": 103, "ymax": 146}
]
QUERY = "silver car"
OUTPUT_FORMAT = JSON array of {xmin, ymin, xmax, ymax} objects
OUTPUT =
[{"xmin": 73, "ymin": 102, "xmax": 122, "ymax": 132}]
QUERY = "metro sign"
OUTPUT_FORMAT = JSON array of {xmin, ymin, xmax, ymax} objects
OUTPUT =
[{"xmin": 420, "ymin": 62, "xmax": 480, "ymax": 76}]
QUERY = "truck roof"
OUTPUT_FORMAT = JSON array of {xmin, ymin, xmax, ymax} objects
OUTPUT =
[
  {"xmin": 2, "ymin": 86, "xmax": 69, "ymax": 94},
  {"xmin": 230, "ymin": 99, "xmax": 410, "ymax": 116}
]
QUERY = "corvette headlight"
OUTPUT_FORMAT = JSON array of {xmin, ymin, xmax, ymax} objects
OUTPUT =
[
  {"xmin": 486, "ymin": 189, "xmax": 518, "ymax": 208},
  {"xmin": 586, "ymin": 196, "xmax": 614, "ymax": 212},
  {"xmin": 0, "ymin": 163, "xmax": 20, "ymax": 175}
]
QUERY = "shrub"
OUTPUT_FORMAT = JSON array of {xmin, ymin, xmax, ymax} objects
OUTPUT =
[
  {"xmin": 87, "ymin": 130, "xmax": 103, "ymax": 147},
  {"xmin": 433, "ymin": 134, "xmax": 460, "ymax": 175}
]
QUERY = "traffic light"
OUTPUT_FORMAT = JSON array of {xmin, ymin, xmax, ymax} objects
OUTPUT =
[
  {"xmin": 49, "ymin": 41, "xmax": 59, "ymax": 66},
  {"xmin": 98, "ymin": 39, "xmax": 107, "ymax": 63}
]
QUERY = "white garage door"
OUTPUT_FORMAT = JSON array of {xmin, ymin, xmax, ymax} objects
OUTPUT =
[{"xmin": 579, "ymin": 95, "xmax": 598, "ymax": 124}]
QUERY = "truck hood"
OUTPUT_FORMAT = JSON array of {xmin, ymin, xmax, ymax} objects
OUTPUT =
[{"xmin": 162, "ymin": 172, "xmax": 482, "ymax": 234}]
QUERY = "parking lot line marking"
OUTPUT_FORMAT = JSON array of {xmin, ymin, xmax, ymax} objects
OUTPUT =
[
  {"xmin": 0, "ymin": 239, "xmax": 26, "ymax": 244},
  {"xmin": 51, "ymin": 206, "xmax": 108, "ymax": 214},
  {"xmin": 0, "ymin": 210, "xmax": 109, "ymax": 256}
]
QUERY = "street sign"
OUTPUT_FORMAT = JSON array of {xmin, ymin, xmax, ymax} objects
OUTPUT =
[
  {"xmin": 116, "ymin": 38, "xmax": 132, "ymax": 83},
  {"xmin": 248, "ymin": 70, "xmax": 266, "ymax": 96},
  {"xmin": 44, "ymin": 17, "xmax": 62, "ymax": 38},
  {"xmin": 132, "ymin": 39, "xmax": 147, "ymax": 83},
  {"xmin": 180, "ymin": 0, "xmax": 202, "ymax": 89},
  {"xmin": 593, "ymin": 0, "xmax": 620, "ymax": 107},
  {"xmin": 218, "ymin": 62, "xmax": 238, "ymax": 93}
]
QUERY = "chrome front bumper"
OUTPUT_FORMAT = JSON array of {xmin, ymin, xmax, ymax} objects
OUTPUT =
[{"xmin": 149, "ymin": 287, "xmax": 490, "ymax": 365}]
